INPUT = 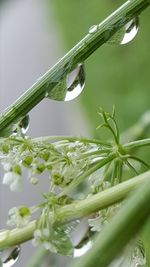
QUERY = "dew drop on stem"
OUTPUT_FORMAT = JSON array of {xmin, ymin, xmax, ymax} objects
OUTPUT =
[
  {"xmin": 0, "ymin": 245, "xmax": 21, "ymax": 267},
  {"xmin": 121, "ymin": 17, "xmax": 139, "ymax": 45},
  {"xmin": 45, "ymin": 63, "xmax": 85, "ymax": 101},
  {"xmin": 73, "ymin": 239, "xmax": 92, "ymax": 258},
  {"xmin": 89, "ymin": 25, "xmax": 98, "ymax": 34},
  {"xmin": 73, "ymin": 229, "xmax": 94, "ymax": 258},
  {"xmin": 13, "ymin": 114, "xmax": 30, "ymax": 135},
  {"xmin": 108, "ymin": 17, "xmax": 139, "ymax": 45},
  {"xmin": 65, "ymin": 63, "xmax": 85, "ymax": 101}
]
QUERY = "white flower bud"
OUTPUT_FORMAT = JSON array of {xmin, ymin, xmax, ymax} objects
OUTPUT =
[{"xmin": 3, "ymin": 172, "xmax": 22, "ymax": 192}]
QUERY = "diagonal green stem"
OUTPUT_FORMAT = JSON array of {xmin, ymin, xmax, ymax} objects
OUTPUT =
[
  {"xmin": 71, "ymin": 172, "xmax": 150, "ymax": 267},
  {"xmin": 59, "ymin": 153, "xmax": 116, "ymax": 196},
  {"xmin": 0, "ymin": 0, "xmax": 150, "ymax": 136},
  {"xmin": 123, "ymin": 138, "xmax": 150, "ymax": 150},
  {"xmin": 0, "ymin": 170, "xmax": 149, "ymax": 249}
]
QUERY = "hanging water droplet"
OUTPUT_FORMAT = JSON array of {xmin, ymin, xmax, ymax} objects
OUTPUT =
[
  {"xmin": 45, "ymin": 91, "xmax": 49, "ymax": 98},
  {"xmin": 0, "ymin": 246, "xmax": 21, "ymax": 267},
  {"xmin": 108, "ymin": 17, "xmax": 139, "ymax": 45},
  {"xmin": 46, "ymin": 63, "xmax": 85, "ymax": 101},
  {"xmin": 19, "ymin": 114, "xmax": 30, "ymax": 134},
  {"xmin": 89, "ymin": 25, "xmax": 98, "ymax": 34},
  {"xmin": 121, "ymin": 17, "xmax": 139, "ymax": 45},
  {"xmin": 65, "ymin": 63, "xmax": 85, "ymax": 101},
  {"xmin": 73, "ymin": 228, "xmax": 94, "ymax": 258},
  {"xmin": 13, "ymin": 114, "xmax": 30, "ymax": 135},
  {"xmin": 73, "ymin": 238, "xmax": 92, "ymax": 258}
]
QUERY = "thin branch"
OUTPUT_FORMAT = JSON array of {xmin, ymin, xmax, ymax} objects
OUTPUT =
[
  {"xmin": 71, "ymin": 171, "xmax": 150, "ymax": 267},
  {"xmin": 0, "ymin": 0, "xmax": 150, "ymax": 135},
  {"xmin": 0, "ymin": 170, "xmax": 149, "ymax": 249},
  {"xmin": 123, "ymin": 138, "xmax": 150, "ymax": 150},
  {"xmin": 33, "ymin": 135, "xmax": 112, "ymax": 147}
]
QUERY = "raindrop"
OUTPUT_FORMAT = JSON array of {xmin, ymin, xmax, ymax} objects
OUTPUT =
[
  {"xmin": 73, "ymin": 239, "xmax": 92, "ymax": 258},
  {"xmin": 108, "ymin": 17, "xmax": 139, "ymax": 45},
  {"xmin": 46, "ymin": 63, "xmax": 85, "ymax": 101},
  {"xmin": 13, "ymin": 114, "xmax": 30, "ymax": 135},
  {"xmin": 45, "ymin": 92, "xmax": 49, "ymax": 98},
  {"xmin": 0, "ymin": 246, "xmax": 21, "ymax": 267},
  {"xmin": 73, "ymin": 230, "xmax": 94, "ymax": 258},
  {"xmin": 121, "ymin": 17, "xmax": 139, "ymax": 45},
  {"xmin": 65, "ymin": 63, "xmax": 85, "ymax": 101},
  {"xmin": 89, "ymin": 25, "xmax": 98, "ymax": 34}
]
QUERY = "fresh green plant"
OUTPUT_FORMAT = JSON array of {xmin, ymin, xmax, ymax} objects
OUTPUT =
[{"xmin": 0, "ymin": 1, "xmax": 150, "ymax": 267}]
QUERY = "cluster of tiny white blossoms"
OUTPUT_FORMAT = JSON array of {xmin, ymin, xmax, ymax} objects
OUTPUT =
[
  {"xmin": 0, "ymin": 136, "xmax": 103, "ymax": 193},
  {"xmin": 3, "ymin": 172, "xmax": 22, "ymax": 192},
  {"xmin": 7, "ymin": 206, "xmax": 31, "ymax": 228}
]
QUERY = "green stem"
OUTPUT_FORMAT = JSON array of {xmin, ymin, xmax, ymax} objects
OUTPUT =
[
  {"xmin": 120, "ymin": 110, "xmax": 150, "ymax": 143},
  {"xmin": 123, "ymin": 138, "xmax": 150, "ymax": 150},
  {"xmin": 0, "ymin": 170, "xmax": 149, "ymax": 249},
  {"xmin": 0, "ymin": 0, "xmax": 149, "ymax": 135},
  {"xmin": 71, "ymin": 172, "xmax": 150, "ymax": 267},
  {"xmin": 75, "ymin": 149, "xmax": 110, "ymax": 160},
  {"xmin": 59, "ymin": 153, "xmax": 116, "ymax": 196},
  {"xmin": 33, "ymin": 136, "xmax": 111, "ymax": 147},
  {"xmin": 26, "ymin": 247, "xmax": 49, "ymax": 267}
]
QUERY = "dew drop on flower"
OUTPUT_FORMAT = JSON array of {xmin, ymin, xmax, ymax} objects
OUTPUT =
[
  {"xmin": 46, "ymin": 63, "xmax": 85, "ymax": 101},
  {"xmin": 108, "ymin": 17, "xmax": 139, "ymax": 45},
  {"xmin": 89, "ymin": 25, "xmax": 98, "ymax": 34},
  {"xmin": 0, "ymin": 246, "xmax": 21, "ymax": 267}
]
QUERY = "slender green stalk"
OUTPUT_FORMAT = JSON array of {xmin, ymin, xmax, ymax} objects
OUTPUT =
[
  {"xmin": 75, "ymin": 149, "xmax": 110, "ymax": 160},
  {"xmin": 0, "ymin": 0, "xmax": 150, "ymax": 135},
  {"xmin": 33, "ymin": 136, "xmax": 111, "ymax": 146},
  {"xmin": 71, "ymin": 173, "xmax": 150, "ymax": 267},
  {"xmin": 56, "ymin": 170, "xmax": 150, "ymax": 221},
  {"xmin": 0, "ymin": 170, "xmax": 149, "ymax": 249},
  {"xmin": 120, "ymin": 110, "xmax": 150, "ymax": 143},
  {"xmin": 26, "ymin": 247, "xmax": 49, "ymax": 267},
  {"xmin": 123, "ymin": 138, "xmax": 150, "ymax": 150},
  {"xmin": 59, "ymin": 153, "xmax": 116, "ymax": 196}
]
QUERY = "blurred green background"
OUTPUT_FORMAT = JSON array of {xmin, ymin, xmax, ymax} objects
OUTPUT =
[{"xmin": 49, "ymin": 0, "xmax": 150, "ymax": 137}]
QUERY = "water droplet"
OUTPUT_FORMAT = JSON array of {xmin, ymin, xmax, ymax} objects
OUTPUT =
[
  {"xmin": 73, "ymin": 228, "xmax": 94, "ymax": 258},
  {"xmin": 46, "ymin": 63, "xmax": 85, "ymax": 101},
  {"xmin": 0, "ymin": 246, "xmax": 21, "ymax": 267},
  {"xmin": 13, "ymin": 114, "xmax": 29, "ymax": 135},
  {"xmin": 73, "ymin": 238, "xmax": 92, "ymax": 258},
  {"xmin": 121, "ymin": 17, "xmax": 139, "ymax": 44},
  {"xmin": 89, "ymin": 25, "xmax": 98, "ymax": 34},
  {"xmin": 45, "ymin": 92, "xmax": 49, "ymax": 98},
  {"xmin": 108, "ymin": 17, "xmax": 139, "ymax": 45},
  {"xmin": 65, "ymin": 63, "xmax": 85, "ymax": 101}
]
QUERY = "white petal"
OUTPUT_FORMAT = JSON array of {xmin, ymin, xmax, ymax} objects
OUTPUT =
[{"xmin": 3, "ymin": 172, "xmax": 14, "ymax": 185}]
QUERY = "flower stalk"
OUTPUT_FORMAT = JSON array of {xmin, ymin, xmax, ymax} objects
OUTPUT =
[{"xmin": 0, "ymin": 170, "xmax": 149, "ymax": 249}]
